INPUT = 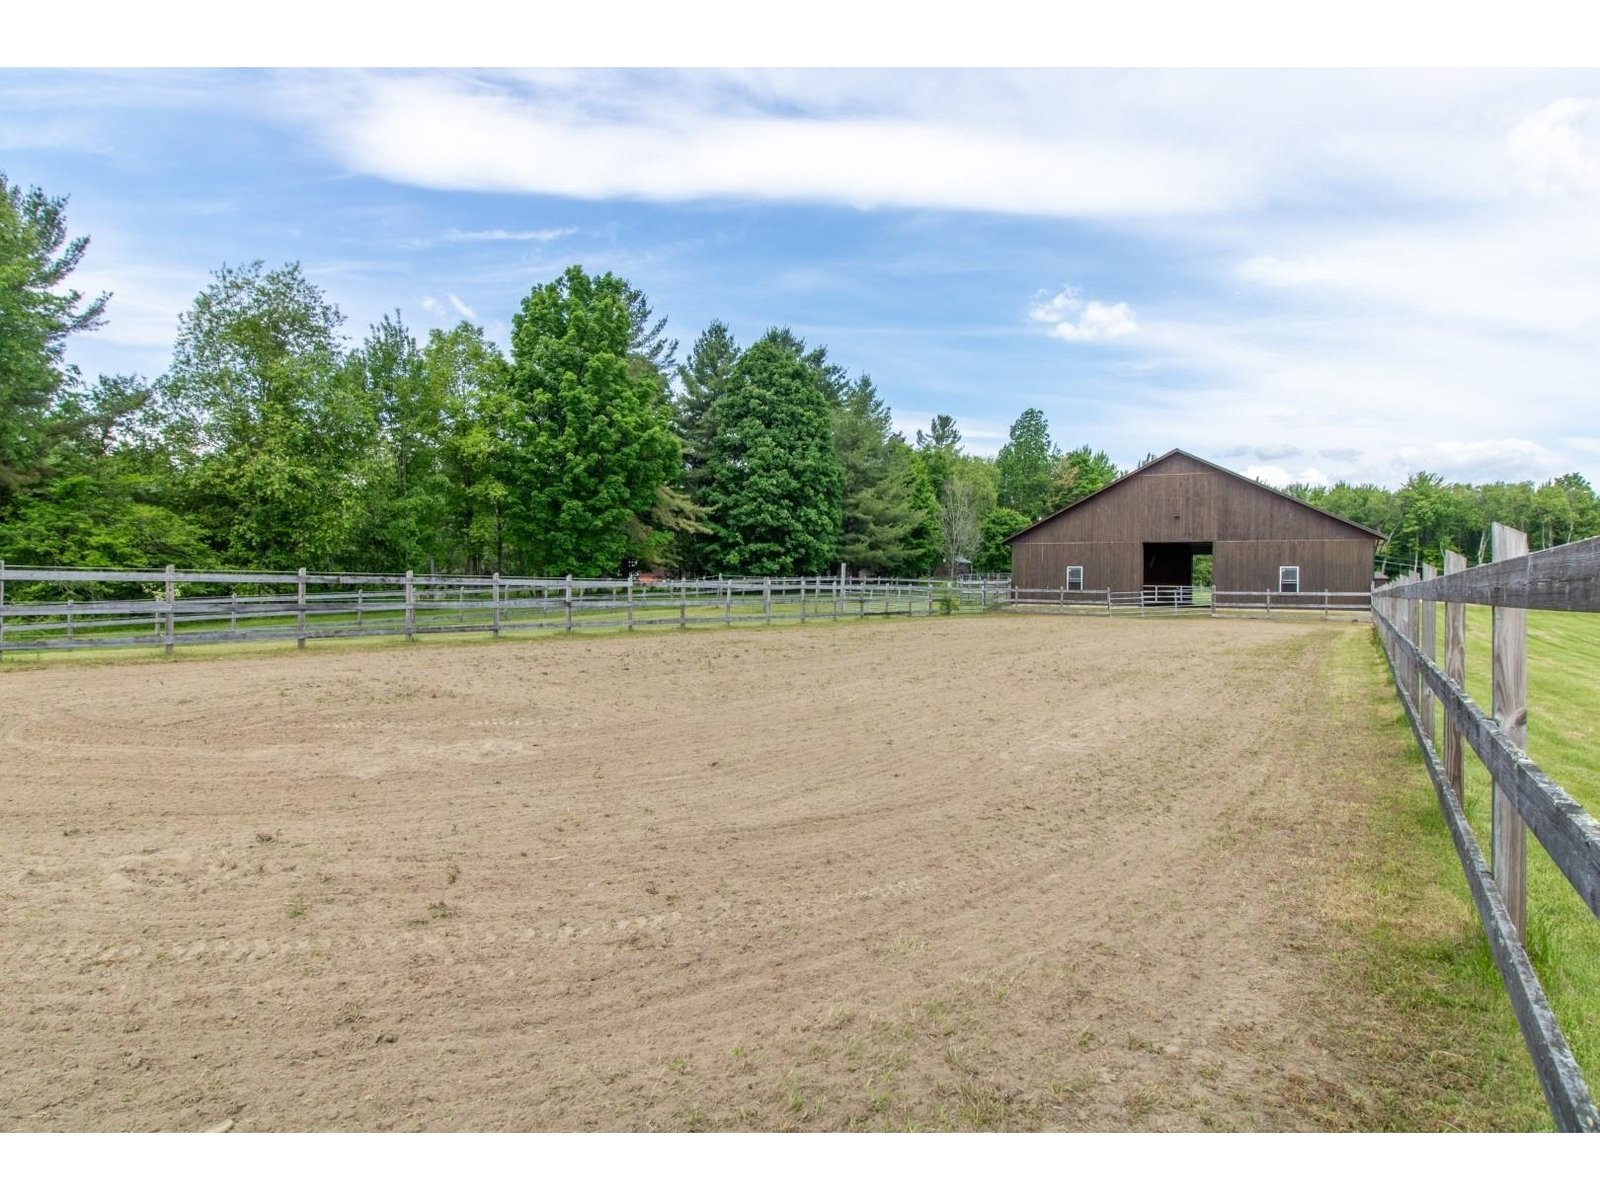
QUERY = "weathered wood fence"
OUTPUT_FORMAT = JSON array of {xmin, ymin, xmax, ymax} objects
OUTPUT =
[
  {"xmin": 1372, "ymin": 527, "xmax": 1600, "ymax": 1131},
  {"xmin": 1008, "ymin": 584, "xmax": 1369, "ymax": 616},
  {"xmin": 0, "ymin": 565, "xmax": 941, "ymax": 657}
]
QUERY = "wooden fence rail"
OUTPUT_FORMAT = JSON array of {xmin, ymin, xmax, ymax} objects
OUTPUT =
[
  {"xmin": 0, "ymin": 564, "xmax": 943, "ymax": 658},
  {"xmin": 1372, "ymin": 527, "xmax": 1600, "ymax": 1132}
]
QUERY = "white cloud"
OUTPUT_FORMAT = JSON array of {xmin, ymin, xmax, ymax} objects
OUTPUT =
[
  {"xmin": 279, "ymin": 72, "xmax": 1257, "ymax": 219},
  {"xmin": 447, "ymin": 294, "xmax": 477, "ymax": 321},
  {"xmin": 1508, "ymin": 97, "xmax": 1600, "ymax": 196},
  {"xmin": 1027, "ymin": 287, "xmax": 1138, "ymax": 343},
  {"xmin": 420, "ymin": 295, "xmax": 445, "ymax": 317},
  {"xmin": 1244, "ymin": 464, "xmax": 1330, "ymax": 489},
  {"xmin": 1395, "ymin": 439, "xmax": 1562, "ymax": 480},
  {"xmin": 442, "ymin": 227, "xmax": 576, "ymax": 243}
]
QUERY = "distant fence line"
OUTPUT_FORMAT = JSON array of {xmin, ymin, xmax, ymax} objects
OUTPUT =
[
  {"xmin": 1372, "ymin": 529, "xmax": 1600, "ymax": 1132},
  {"xmin": 0, "ymin": 564, "xmax": 956, "ymax": 657},
  {"xmin": 0, "ymin": 564, "xmax": 1382, "ymax": 658},
  {"xmin": 1009, "ymin": 584, "xmax": 1370, "ymax": 615}
]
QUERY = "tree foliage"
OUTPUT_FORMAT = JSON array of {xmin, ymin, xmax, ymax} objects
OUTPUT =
[
  {"xmin": 699, "ymin": 329, "xmax": 842, "ymax": 575},
  {"xmin": 995, "ymin": 407, "xmax": 1057, "ymax": 519},
  {"xmin": 0, "ymin": 172, "xmax": 113, "ymax": 506},
  {"xmin": 507, "ymin": 266, "xmax": 682, "ymax": 576}
]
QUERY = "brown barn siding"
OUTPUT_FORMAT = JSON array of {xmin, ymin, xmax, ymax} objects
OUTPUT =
[
  {"xmin": 1005, "ymin": 451, "xmax": 1377, "ymax": 597},
  {"xmin": 1010, "ymin": 541, "xmax": 1140, "ymax": 594},
  {"xmin": 1214, "ymin": 539, "xmax": 1374, "ymax": 599}
]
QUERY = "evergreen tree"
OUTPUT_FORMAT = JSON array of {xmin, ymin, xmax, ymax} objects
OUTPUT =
[
  {"xmin": 672, "ymin": 320, "xmax": 740, "ymax": 574},
  {"xmin": 507, "ymin": 266, "xmax": 681, "ymax": 576},
  {"xmin": 833, "ymin": 374, "xmax": 932, "ymax": 576},
  {"xmin": 914, "ymin": 414, "xmax": 962, "ymax": 501},
  {"xmin": 701, "ymin": 329, "xmax": 842, "ymax": 575},
  {"xmin": 0, "ymin": 172, "xmax": 116, "ymax": 507}
]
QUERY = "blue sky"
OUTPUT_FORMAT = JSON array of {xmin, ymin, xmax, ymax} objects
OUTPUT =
[{"xmin": 3, "ymin": 67, "xmax": 1598, "ymax": 487}]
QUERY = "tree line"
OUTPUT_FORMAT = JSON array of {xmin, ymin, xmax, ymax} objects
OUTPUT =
[{"xmin": 2, "ymin": 172, "xmax": 1597, "ymax": 581}]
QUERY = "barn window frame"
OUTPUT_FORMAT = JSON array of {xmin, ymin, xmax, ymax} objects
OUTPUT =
[
  {"xmin": 1278, "ymin": 565, "xmax": 1301, "ymax": 594},
  {"xmin": 1065, "ymin": 565, "xmax": 1084, "ymax": 591}
]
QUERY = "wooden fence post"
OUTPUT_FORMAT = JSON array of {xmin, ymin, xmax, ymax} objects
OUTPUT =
[
  {"xmin": 799, "ymin": 576, "xmax": 807, "ymax": 623},
  {"xmin": 1491, "ymin": 523, "xmax": 1529, "ymax": 940},
  {"xmin": 492, "ymin": 572, "xmax": 502, "ymax": 638},
  {"xmin": 725, "ymin": 580, "xmax": 734, "ymax": 626},
  {"xmin": 66, "ymin": 598, "xmax": 74, "ymax": 642},
  {"xmin": 565, "ymin": 574, "xmax": 573, "ymax": 633},
  {"xmin": 1421, "ymin": 563, "xmax": 1437, "ymax": 748},
  {"xmin": 626, "ymin": 579, "xmax": 634, "ymax": 631},
  {"xmin": 679, "ymin": 582, "xmax": 686, "ymax": 629},
  {"xmin": 1443, "ymin": 550, "xmax": 1467, "ymax": 804},
  {"xmin": 404, "ymin": 570, "xmax": 415, "ymax": 641},
  {"xmin": 763, "ymin": 577, "xmax": 772, "ymax": 625},
  {"xmin": 0, "ymin": 559, "xmax": 6, "ymax": 662},
  {"xmin": 166, "ymin": 564, "xmax": 177, "ymax": 656}
]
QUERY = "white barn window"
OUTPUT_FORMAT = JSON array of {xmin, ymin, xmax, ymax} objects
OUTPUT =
[
  {"xmin": 1065, "ymin": 565, "xmax": 1084, "ymax": 591},
  {"xmin": 1278, "ymin": 565, "xmax": 1300, "ymax": 594}
]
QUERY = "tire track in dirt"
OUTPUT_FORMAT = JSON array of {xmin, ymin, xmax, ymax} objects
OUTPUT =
[{"xmin": 1, "ymin": 616, "xmax": 1377, "ymax": 1130}]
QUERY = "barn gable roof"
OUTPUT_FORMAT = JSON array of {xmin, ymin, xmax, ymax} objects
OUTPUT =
[{"xmin": 1000, "ymin": 448, "xmax": 1385, "ymax": 545}]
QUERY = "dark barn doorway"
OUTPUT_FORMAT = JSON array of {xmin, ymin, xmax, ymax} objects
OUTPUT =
[{"xmin": 1143, "ymin": 542, "xmax": 1213, "ymax": 590}]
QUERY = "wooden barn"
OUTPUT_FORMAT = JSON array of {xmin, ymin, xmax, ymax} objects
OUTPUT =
[{"xmin": 1003, "ymin": 449, "xmax": 1382, "ymax": 603}]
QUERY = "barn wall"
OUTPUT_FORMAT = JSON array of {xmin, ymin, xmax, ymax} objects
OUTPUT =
[
  {"xmin": 1009, "ymin": 540, "xmax": 1141, "ymax": 594},
  {"xmin": 1006, "ymin": 452, "xmax": 1377, "ymax": 596},
  {"xmin": 1214, "ymin": 539, "xmax": 1375, "ymax": 599}
]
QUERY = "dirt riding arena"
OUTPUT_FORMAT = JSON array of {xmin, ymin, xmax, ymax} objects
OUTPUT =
[{"xmin": 3, "ymin": 615, "xmax": 1383, "ymax": 1130}]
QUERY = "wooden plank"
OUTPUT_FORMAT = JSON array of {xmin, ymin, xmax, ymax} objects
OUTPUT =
[
  {"xmin": 164, "ymin": 564, "xmax": 176, "ymax": 656},
  {"xmin": 1492, "ymin": 524, "xmax": 1530, "ymax": 939},
  {"xmin": 1444, "ymin": 550, "xmax": 1468, "ymax": 803},
  {"xmin": 1420, "ymin": 563, "xmax": 1437, "ymax": 746},
  {"xmin": 405, "ymin": 570, "xmax": 416, "ymax": 641},
  {"xmin": 1375, "ymin": 624, "xmax": 1599, "ymax": 1131},
  {"xmin": 1377, "ymin": 535, "xmax": 1600, "ymax": 612},
  {"xmin": 1375, "ymin": 607, "xmax": 1600, "ymax": 920}
]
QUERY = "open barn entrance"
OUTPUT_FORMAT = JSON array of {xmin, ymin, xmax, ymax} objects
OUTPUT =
[{"xmin": 1143, "ymin": 541, "xmax": 1213, "ymax": 605}]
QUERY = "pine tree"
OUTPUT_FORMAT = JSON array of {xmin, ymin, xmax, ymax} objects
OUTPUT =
[
  {"xmin": 701, "ymin": 329, "xmax": 842, "ymax": 575},
  {"xmin": 0, "ymin": 172, "xmax": 114, "ymax": 506}
]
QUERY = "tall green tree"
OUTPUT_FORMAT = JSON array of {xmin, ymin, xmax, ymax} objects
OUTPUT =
[
  {"xmin": 160, "ymin": 261, "xmax": 369, "ymax": 567},
  {"xmin": 833, "ymin": 373, "xmax": 935, "ymax": 575},
  {"xmin": 507, "ymin": 266, "xmax": 681, "ymax": 576},
  {"xmin": 701, "ymin": 329, "xmax": 842, "ymax": 575},
  {"xmin": 914, "ymin": 414, "xmax": 962, "ymax": 500},
  {"xmin": 995, "ymin": 407, "xmax": 1057, "ymax": 519},
  {"xmin": 974, "ymin": 506, "xmax": 1030, "ymax": 573},
  {"xmin": 425, "ymin": 322, "xmax": 513, "ymax": 573},
  {"xmin": 1046, "ymin": 445, "xmax": 1118, "ymax": 512},
  {"xmin": 0, "ymin": 172, "xmax": 115, "ymax": 507},
  {"xmin": 672, "ymin": 320, "xmax": 740, "ymax": 574},
  {"xmin": 345, "ymin": 311, "xmax": 452, "ymax": 570},
  {"xmin": 0, "ymin": 375, "xmax": 209, "ymax": 570}
]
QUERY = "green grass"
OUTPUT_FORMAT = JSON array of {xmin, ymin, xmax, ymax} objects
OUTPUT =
[
  {"xmin": 1454, "ymin": 607, "xmax": 1600, "ymax": 1097},
  {"xmin": 1340, "ymin": 606, "xmax": 1600, "ymax": 1128},
  {"xmin": 1316, "ymin": 629, "xmax": 1552, "ymax": 1129}
]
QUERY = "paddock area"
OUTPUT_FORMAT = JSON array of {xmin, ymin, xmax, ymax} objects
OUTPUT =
[{"xmin": 3, "ymin": 616, "xmax": 1405, "ymax": 1130}]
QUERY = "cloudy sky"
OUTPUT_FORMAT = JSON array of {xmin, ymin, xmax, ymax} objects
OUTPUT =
[{"xmin": 3, "ymin": 67, "xmax": 1598, "ymax": 487}]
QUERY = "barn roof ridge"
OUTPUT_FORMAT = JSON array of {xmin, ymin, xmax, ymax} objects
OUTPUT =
[{"xmin": 999, "ymin": 447, "xmax": 1386, "ymax": 545}]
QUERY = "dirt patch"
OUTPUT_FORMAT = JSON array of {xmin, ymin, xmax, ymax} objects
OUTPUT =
[{"xmin": 2, "ymin": 614, "xmax": 1384, "ymax": 1130}]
